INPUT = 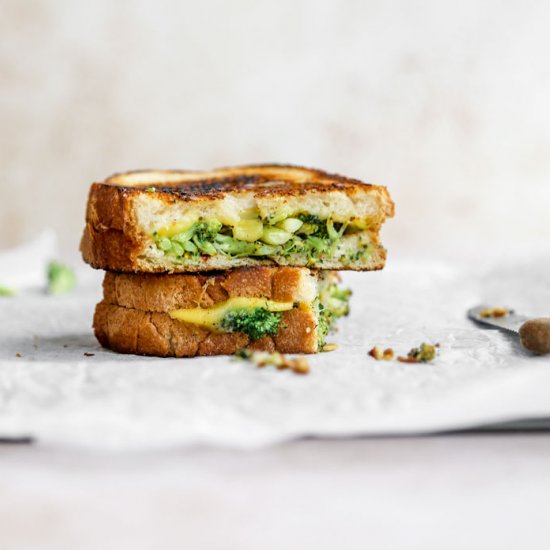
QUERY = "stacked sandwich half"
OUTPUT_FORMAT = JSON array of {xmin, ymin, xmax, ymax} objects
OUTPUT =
[{"xmin": 80, "ymin": 164, "xmax": 394, "ymax": 357}]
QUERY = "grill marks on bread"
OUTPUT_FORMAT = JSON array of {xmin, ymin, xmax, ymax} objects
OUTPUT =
[{"xmin": 104, "ymin": 164, "xmax": 381, "ymax": 201}]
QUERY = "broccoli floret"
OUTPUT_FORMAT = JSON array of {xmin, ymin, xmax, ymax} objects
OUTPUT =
[
  {"xmin": 317, "ymin": 307, "xmax": 332, "ymax": 345},
  {"xmin": 47, "ymin": 262, "xmax": 76, "ymax": 295},
  {"xmin": 154, "ymin": 220, "xmax": 223, "ymax": 258},
  {"xmin": 328, "ymin": 287, "xmax": 351, "ymax": 317},
  {"xmin": 153, "ymin": 214, "xmax": 352, "ymax": 261},
  {"xmin": 194, "ymin": 220, "xmax": 222, "ymax": 241},
  {"xmin": 220, "ymin": 308, "xmax": 282, "ymax": 340},
  {"xmin": 292, "ymin": 215, "xmax": 346, "ymax": 260},
  {"xmin": 296, "ymin": 215, "xmax": 345, "ymax": 241},
  {"xmin": 0, "ymin": 286, "xmax": 15, "ymax": 297},
  {"xmin": 187, "ymin": 221, "xmax": 221, "ymax": 255},
  {"xmin": 407, "ymin": 343, "xmax": 438, "ymax": 363},
  {"xmin": 317, "ymin": 281, "xmax": 352, "ymax": 347},
  {"xmin": 297, "ymin": 213, "xmax": 325, "ymax": 226},
  {"xmin": 297, "ymin": 214, "xmax": 328, "ymax": 238}
]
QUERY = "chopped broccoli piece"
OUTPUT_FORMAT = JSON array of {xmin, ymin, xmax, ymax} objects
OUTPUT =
[
  {"xmin": 215, "ymin": 234, "xmax": 256, "ymax": 256},
  {"xmin": 234, "ymin": 348, "xmax": 253, "ymax": 360},
  {"xmin": 297, "ymin": 213, "xmax": 325, "ymax": 226},
  {"xmin": 153, "ymin": 215, "xmax": 350, "ymax": 261},
  {"xmin": 317, "ymin": 280, "xmax": 352, "ymax": 348},
  {"xmin": 233, "ymin": 348, "xmax": 310, "ymax": 374},
  {"xmin": 194, "ymin": 220, "xmax": 222, "ymax": 241},
  {"xmin": 187, "ymin": 221, "xmax": 223, "ymax": 256},
  {"xmin": 407, "ymin": 343, "xmax": 438, "ymax": 363},
  {"xmin": 317, "ymin": 310, "xmax": 332, "ymax": 346},
  {"xmin": 327, "ymin": 287, "xmax": 351, "ymax": 317},
  {"xmin": 220, "ymin": 307, "xmax": 282, "ymax": 340},
  {"xmin": 0, "ymin": 286, "xmax": 15, "ymax": 297},
  {"xmin": 193, "ymin": 236, "xmax": 217, "ymax": 255},
  {"xmin": 297, "ymin": 214, "xmax": 328, "ymax": 239},
  {"xmin": 296, "ymin": 215, "xmax": 345, "ymax": 242},
  {"xmin": 47, "ymin": 262, "xmax": 76, "ymax": 295}
]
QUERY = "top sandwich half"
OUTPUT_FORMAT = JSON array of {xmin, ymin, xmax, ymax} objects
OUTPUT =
[{"xmin": 80, "ymin": 164, "xmax": 394, "ymax": 273}]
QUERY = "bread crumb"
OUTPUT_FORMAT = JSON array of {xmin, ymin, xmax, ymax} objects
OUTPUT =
[
  {"xmin": 83, "ymin": 352, "xmax": 95, "ymax": 357},
  {"xmin": 292, "ymin": 358, "xmax": 310, "ymax": 375},
  {"xmin": 368, "ymin": 346, "xmax": 394, "ymax": 361},
  {"xmin": 368, "ymin": 346, "xmax": 383, "ymax": 360},
  {"xmin": 397, "ymin": 356, "xmax": 419, "ymax": 363},
  {"xmin": 15, "ymin": 352, "xmax": 22, "ymax": 358},
  {"xmin": 480, "ymin": 307, "xmax": 509, "ymax": 318},
  {"xmin": 322, "ymin": 343, "xmax": 338, "ymax": 352},
  {"xmin": 234, "ymin": 349, "xmax": 310, "ymax": 375}
]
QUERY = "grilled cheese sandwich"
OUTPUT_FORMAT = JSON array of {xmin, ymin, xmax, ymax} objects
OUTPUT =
[
  {"xmin": 81, "ymin": 164, "xmax": 394, "ymax": 273},
  {"xmin": 94, "ymin": 267, "xmax": 350, "ymax": 357}
]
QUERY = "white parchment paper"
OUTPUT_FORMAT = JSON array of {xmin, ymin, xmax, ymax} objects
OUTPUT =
[{"xmin": 1, "ymin": 235, "xmax": 550, "ymax": 450}]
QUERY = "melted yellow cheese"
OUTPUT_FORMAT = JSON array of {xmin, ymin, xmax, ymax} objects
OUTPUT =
[
  {"xmin": 155, "ymin": 207, "xmax": 373, "ymax": 239},
  {"xmin": 156, "ymin": 208, "xmax": 262, "ymax": 237},
  {"xmin": 169, "ymin": 297, "xmax": 294, "ymax": 331},
  {"xmin": 156, "ymin": 213, "xmax": 200, "ymax": 238}
]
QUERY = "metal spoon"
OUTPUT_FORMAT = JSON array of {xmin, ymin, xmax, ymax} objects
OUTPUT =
[{"xmin": 467, "ymin": 306, "xmax": 550, "ymax": 355}]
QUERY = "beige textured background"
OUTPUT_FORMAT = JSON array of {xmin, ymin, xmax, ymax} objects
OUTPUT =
[{"xmin": 1, "ymin": 0, "xmax": 549, "ymax": 259}]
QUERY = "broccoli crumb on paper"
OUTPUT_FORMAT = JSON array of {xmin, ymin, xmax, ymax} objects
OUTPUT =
[
  {"xmin": 47, "ymin": 262, "xmax": 76, "ymax": 295},
  {"xmin": 234, "ymin": 349, "xmax": 310, "ymax": 375},
  {"xmin": 0, "ymin": 286, "xmax": 15, "ymax": 297},
  {"xmin": 368, "ymin": 342, "xmax": 439, "ymax": 363},
  {"xmin": 398, "ymin": 343, "xmax": 439, "ymax": 364}
]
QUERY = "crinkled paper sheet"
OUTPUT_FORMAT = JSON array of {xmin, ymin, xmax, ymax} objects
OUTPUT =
[{"xmin": 1, "ymin": 236, "xmax": 550, "ymax": 450}]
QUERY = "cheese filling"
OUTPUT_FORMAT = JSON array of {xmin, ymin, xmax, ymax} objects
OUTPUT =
[
  {"xmin": 152, "ymin": 213, "xmax": 373, "ymax": 263},
  {"xmin": 167, "ymin": 273, "xmax": 350, "ymax": 347},
  {"xmin": 169, "ymin": 297, "xmax": 294, "ymax": 331}
]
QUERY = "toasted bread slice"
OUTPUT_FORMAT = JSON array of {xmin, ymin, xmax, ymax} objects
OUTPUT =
[
  {"xmin": 101, "ymin": 266, "xmax": 317, "ymax": 311},
  {"xmin": 94, "ymin": 303, "xmax": 317, "ymax": 357},
  {"xmin": 93, "ymin": 267, "xmax": 349, "ymax": 357},
  {"xmin": 81, "ymin": 164, "xmax": 394, "ymax": 273}
]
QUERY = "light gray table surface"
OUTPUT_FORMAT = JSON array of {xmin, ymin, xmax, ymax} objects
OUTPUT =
[{"xmin": 1, "ymin": 434, "xmax": 550, "ymax": 550}]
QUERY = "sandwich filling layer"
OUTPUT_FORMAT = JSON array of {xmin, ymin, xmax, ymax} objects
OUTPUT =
[
  {"xmin": 169, "ymin": 297, "xmax": 294, "ymax": 341},
  {"xmin": 166, "ymin": 272, "xmax": 350, "ymax": 347},
  {"xmin": 95, "ymin": 268, "xmax": 351, "ymax": 355},
  {"xmin": 150, "ymin": 213, "xmax": 375, "ymax": 267}
]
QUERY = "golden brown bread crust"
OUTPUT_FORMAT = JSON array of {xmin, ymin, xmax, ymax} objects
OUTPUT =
[
  {"xmin": 80, "ymin": 164, "xmax": 394, "ymax": 273},
  {"xmin": 101, "ymin": 267, "xmax": 312, "ymax": 312},
  {"xmin": 104, "ymin": 164, "xmax": 394, "ymax": 207},
  {"xmin": 80, "ymin": 183, "xmax": 144, "ymax": 272},
  {"xmin": 82, "ymin": 230, "xmax": 387, "ymax": 273},
  {"xmin": 94, "ymin": 267, "xmax": 320, "ymax": 356},
  {"xmin": 93, "ymin": 303, "xmax": 318, "ymax": 357}
]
